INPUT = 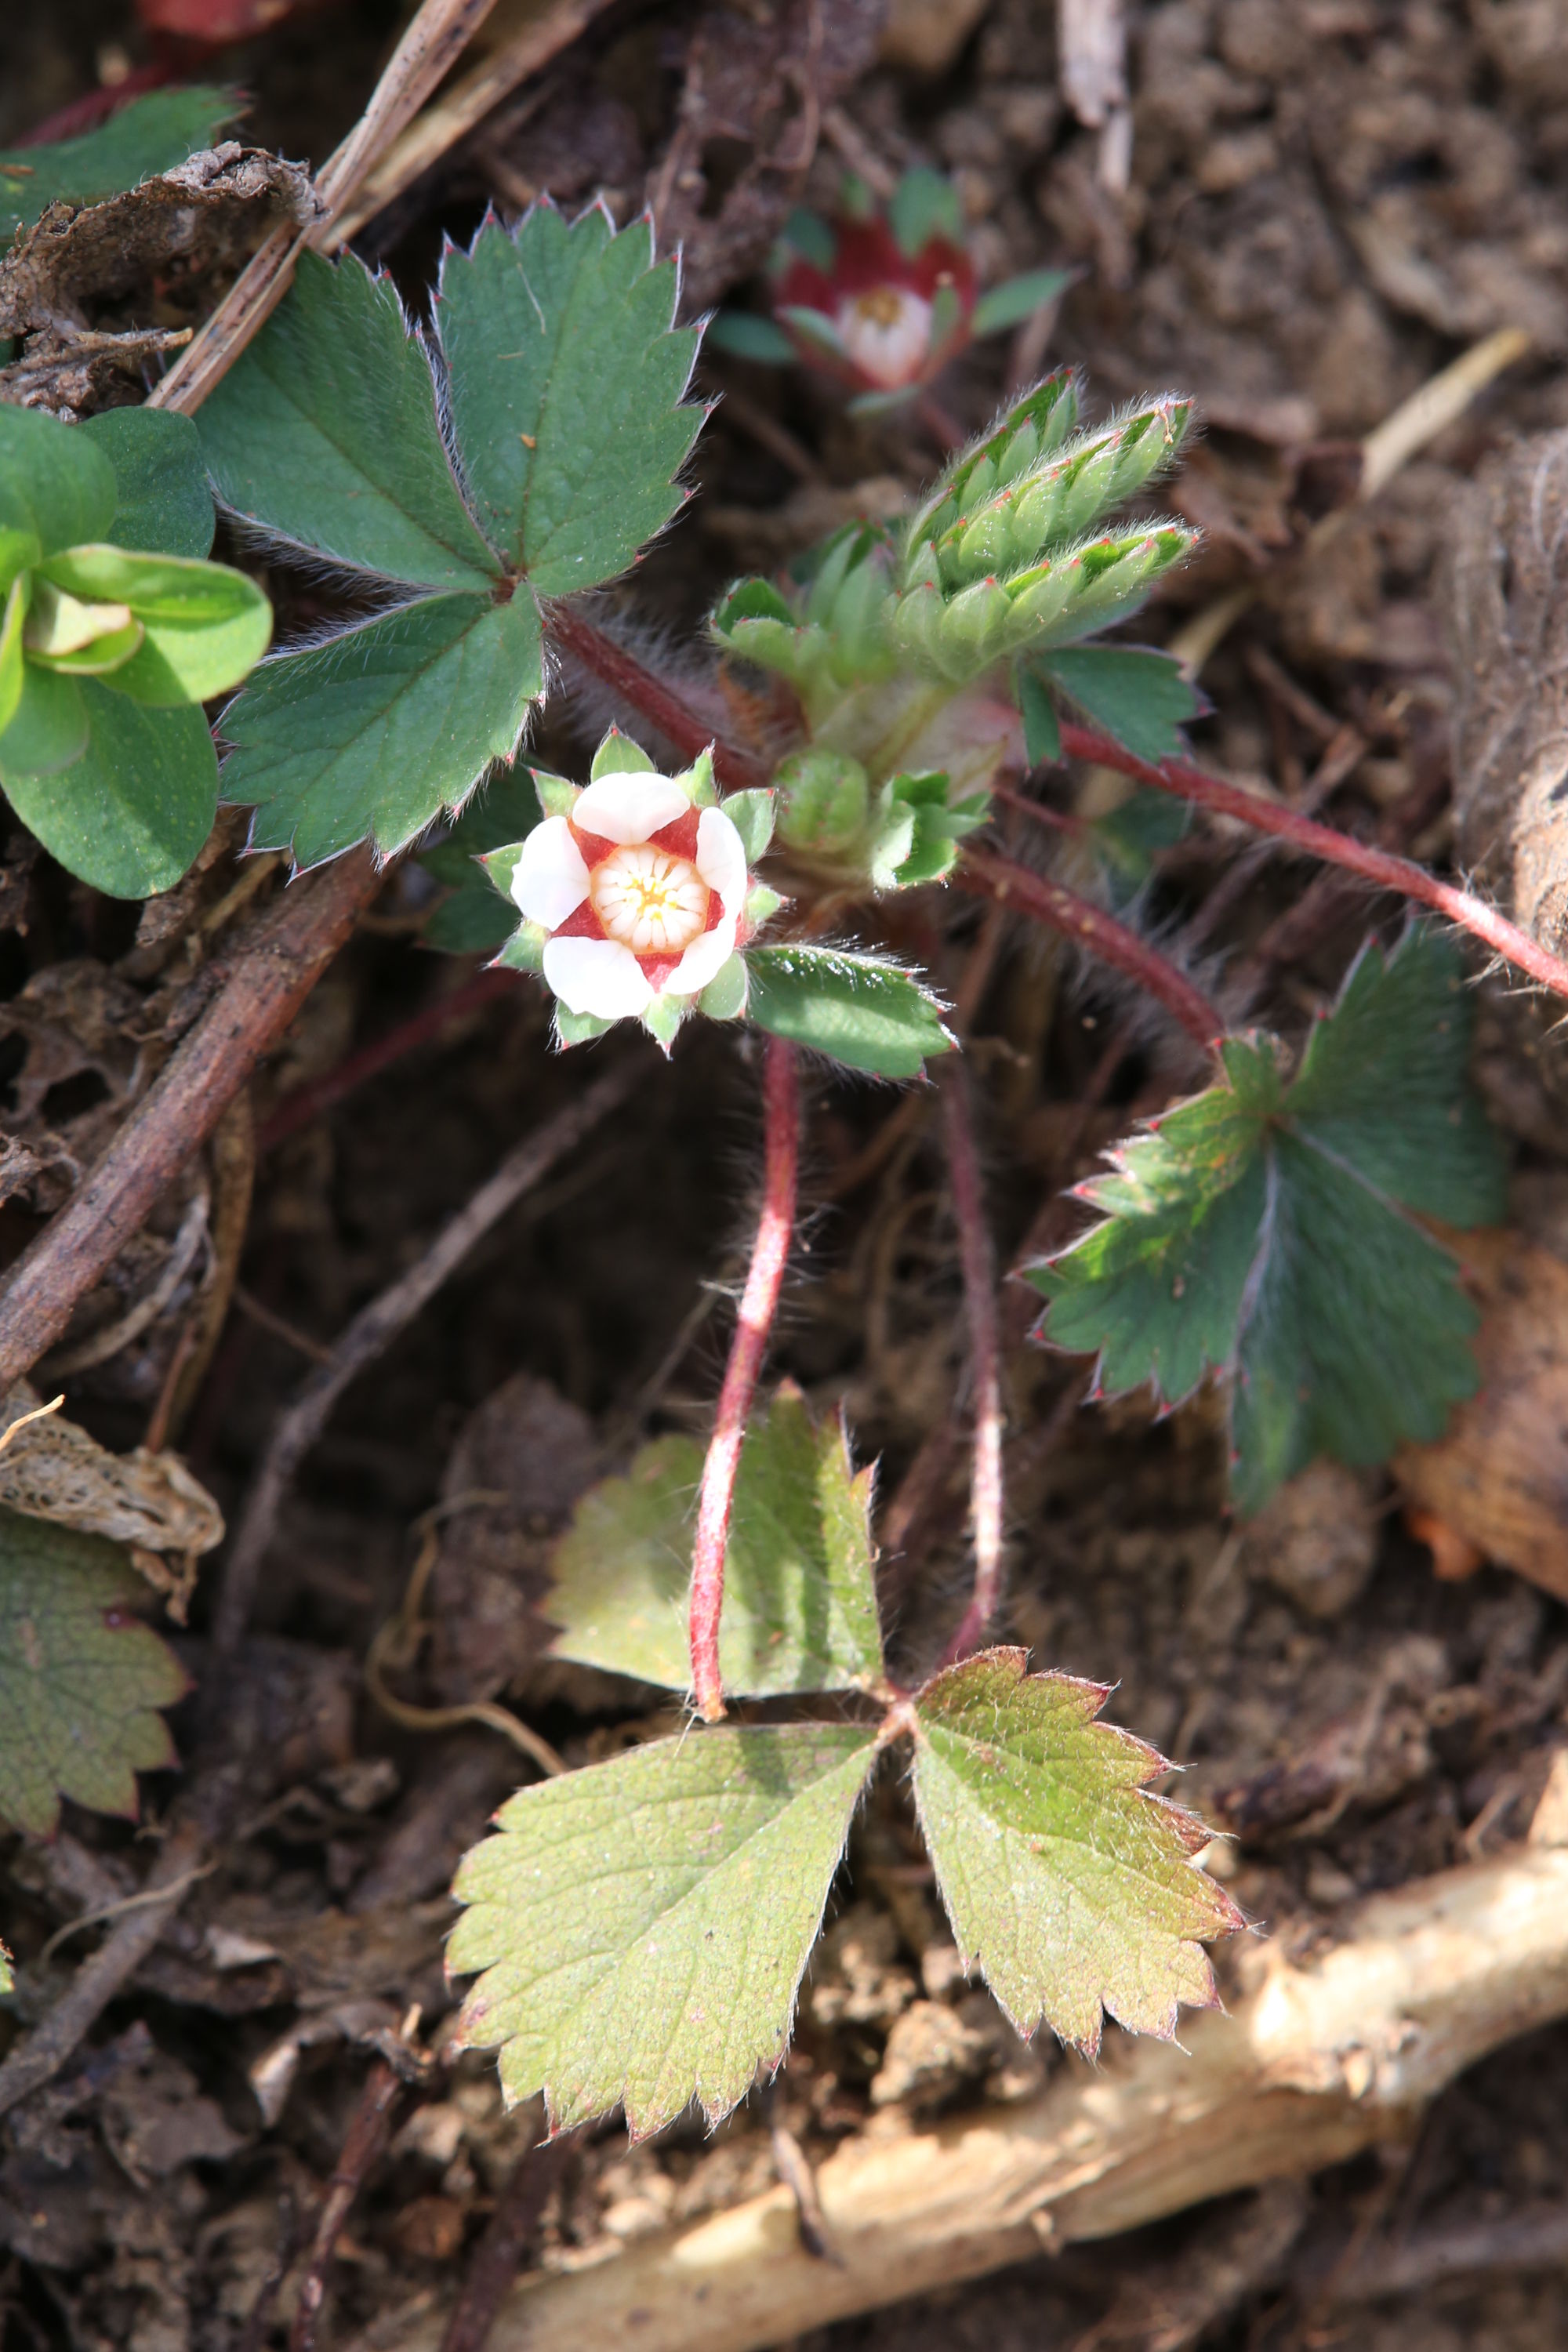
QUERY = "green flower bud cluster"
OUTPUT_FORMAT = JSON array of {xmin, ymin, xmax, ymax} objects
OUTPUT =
[
  {"xmin": 773, "ymin": 746, "xmax": 987, "ymax": 890},
  {"xmin": 711, "ymin": 520, "xmax": 899, "ymax": 724}
]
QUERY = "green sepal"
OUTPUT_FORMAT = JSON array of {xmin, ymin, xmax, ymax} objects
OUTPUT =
[
  {"xmin": 640, "ymin": 993, "xmax": 687, "ymax": 1054},
  {"xmin": 480, "ymin": 840, "xmax": 529, "ymax": 899},
  {"xmin": 0, "ymin": 662, "xmax": 88, "ymax": 775},
  {"xmin": 720, "ymin": 787, "xmax": 775, "ymax": 862},
  {"xmin": 530, "ymin": 766, "xmax": 581, "ymax": 819},
  {"xmin": 778, "ymin": 307, "xmax": 848, "ymax": 364},
  {"xmin": 590, "ymin": 726, "xmax": 656, "ymax": 779},
  {"xmin": 745, "ymin": 943, "xmax": 955, "ymax": 1079},
  {"xmin": 78, "ymin": 408, "xmax": 215, "ymax": 558},
  {"xmin": 744, "ymin": 882, "xmax": 783, "ymax": 928},
  {"xmin": 419, "ymin": 768, "xmax": 543, "ymax": 953},
  {"xmin": 677, "ymin": 746, "xmax": 717, "ymax": 808},
  {"xmin": 698, "ymin": 951, "xmax": 750, "ymax": 1019},
  {"xmin": 890, "ymin": 167, "xmax": 964, "ymax": 256},
  {"xmin": 555, "ymin": 1005, "xmax": 616, "ymax": 1048},
  {"xmin": 494, "ymin": 920, "xmax": 547, "ymax": 972},
  {"xmin": 778, "ymin": 207, "xmax": 836, "ymax": 271},
  {"xmin": 971, "ymin": 267, "xmax": 1073, "ymax": 338}
]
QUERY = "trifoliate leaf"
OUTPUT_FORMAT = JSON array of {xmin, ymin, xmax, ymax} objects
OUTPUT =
[
  {"xmin": 220, "ymin": 593, "xmax": 541, "ymax": 869},
  {"xmin": 198, "ymin": 249, "xmax": 500, "ymax": 591},
  {"xmin": 419, "ymin": 767, "xmax": 540, "ymax": 953},
  {"xmin": 912, "ymin": 1650, "xmax": 1239, "ymax": 2053},
  {"xmin": 450, "ymin": 1722, "xmax": 876, "ymax": 2134},
  {"xmin": 1035, "ymin": 644, "xmax": 1200, "ymax": 767},
  {"xmin": 0, "ymin": 87, "xmax": 238, "ymax": 243},
  {"xmin": 0, "ymin": 1508, "xmax": 187, "ymax": 1835},
  {"xmin": 436, "ymin": 206, "xmax": 701, "ymax": 593},
  {"xmin": 1029, "ymin": 927, "xmax": 1508, "ymax": 1512},
  {"xmin": 745, "ymin": 944, "xmax": 954, "ymax": 1079},
  {"xmin": 546, "ymin": 1385, "xmax": 884, "ymax": 1696},
  {"xmin": 3, "ymin": 684, "xmax": 215, "ymax": 898},
  {"xmin": 78, "ymin": 408, "xmax": 215, "ymax": 558}
]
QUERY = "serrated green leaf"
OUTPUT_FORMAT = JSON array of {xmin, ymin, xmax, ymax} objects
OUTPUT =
[
  {"xmin": 198, "ymin": 249, "xmax": 500, "ymax": 590},
  {"xmin": 41, "ymin": 546, "xmax": 270, "ymax": 705},
  {"xmin": 912, "ymin": 1648, "xmax": 1238, "ymax": 2053},
  {"xmin": 0, "ymin": 405, "xmax": 116, "ymax": 557},
  {"xmin": 450, "ymin": 1721, "xmax": 875, "ymax": 2133},
  {"xmin": 547, "ymin": 1386, "xmax": 884, "ymax": 1696},
  {"xmin": 746, "ymin": 944, "xmax": 953, "ymax": 1078},
  {"xmin": 220, "ymin": 593, "xmax": 541, "ymax": 866},
  {"xmin": 419, "ymin": 767, "xmax": 540, "ymax": 953},
  {"xmin": 1039, "ymin": 644, "xmax": 1200, "ymax": 766},
  {"xmin": 1029, "ymin": 927, "xmax": 1508, "ymax": 1512},
  {"xmin": 78, "ymin": 408, "xmax": 215, "ymax": 558},
  {"xmin": 436, "ymin": 206, "xmax": 701, "ymax": 593},
  {"xmin": 0, "ymin": 1508, "xmax": 187, "ymax": 1835},
  {"xmin": 3, "ymin": 685, "xmax": 216, "ymax": 898},
  {"xmin": 971, "ymin": 267, "xmax": 1073, "ymax": 338},
  {"xmin": 0, "ymin": 87, "xmax": 237, "ymax": 243}
]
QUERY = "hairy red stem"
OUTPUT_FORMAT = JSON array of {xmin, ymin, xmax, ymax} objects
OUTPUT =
[
  {"xmin": 544, "ymin": 605, "xmax": 770, "ymax": 793},
  {"xmin": 937, "ymin": 1059, "xmax": 1004, "ymax": 1667},
  {"xmin": 955, "ymin": 844, "xmax": 1221, "ymax": 1046},
  {"xmin": 688, "ymin": 1036, "xmax": 800, "ymax": 1722},
  {"xmin": 1059, "ymin": 722, "xmax": 1568, "ymax": 1002}
]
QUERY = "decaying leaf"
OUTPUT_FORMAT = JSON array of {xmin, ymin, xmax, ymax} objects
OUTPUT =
[
  {"xmin": 0, "ymin": 1506, "xmax": 187, "ymax": 1835},
  {"xmin": 450, "ymin": 1722, "xmax": 876, "ymax": 2135},
  {"xmin": 0, "ymin": 1378, "xmax": 223, "ymax": 1619},
  {"xmin": 911, "ymin": 1649, "xmax": 1242, "ymax": 2053}
]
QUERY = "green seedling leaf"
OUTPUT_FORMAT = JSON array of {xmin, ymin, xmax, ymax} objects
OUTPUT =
[
  {"xmin": 3, "ymin": 685, "xmax": 216, "ymax": 898},
  {"xmin": 971, "ymin": 267, "xmax": 1073, "ymax": 337},
  {"xmin": 0, "ymin": 405, "xmax": 116, "ymax": 557},
  {"xmin": 912, "ymin": 1649, "xmax": 1240, "ymax": 2053},
  {"xmin": 546, "ymin": 1385, "xmax": 884, "ymax": 1696},
  {"xmin": 0, "ymin": 86, "xmax": 237, "ymax": 243},
  {"xmin": 420, "ymin": 767, "xmax": 541, "ymax": 953},
  {"xmin": 41, "ymin": 547, "xmax": 271, "ymax": 704},
  {"xmin": 450, "ymin": 1721, "xmax": 876, "ymax": 2134},
  {"xmin": 78, "ymin": 408, "xmax": 215, "ymax": 557},
  {"xmin": 1029, "ymin": 927, "xmax": 1508, "ymax": 1512},
  {"xmin": 435, "ymin": 205, "xmax": 701, "ymax": 593},
  {"xmin": 198, "ymin": 249, "xmax": 499, "ymax": 590},
  {"xmin": 221, "ymin": 593, "xmax": 541, "ymax": 869},
  {"xmin": 0, "ymin": 660, "xmax": 88, "ymax": 775},
  {"xmin": 746, "ymin": 945, "xmax": 954, "ymax": 1079},
  {"xmin": 705, "ymin": 312, "xmax": 798, "ymax": 364},
  {"xmin": 0, "ymin": 1508, "xmax": 187, "ymax": 1836},
  {"xmin": 1036, "ymin": 644, "xmax": 1201, "ymax": 766}
]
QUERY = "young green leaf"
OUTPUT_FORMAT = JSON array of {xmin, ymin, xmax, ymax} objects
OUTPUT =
[
  {"xmin": 971, "ymin": 267, "xmax": 1073, "ymax": 338},
  {"xmin": 546, "ymin": 1385, "xmax": 884, "ymax": 1696},
  {"xmin": 220, "ymin": 594, "xmax": 541, "ymax": 869},
  {"xmin": 450, "ymin": 1722, "xmax": 876, "ymax": 2135},
  {"xmin": 912, "ymin": 1649, "xmax": 1240, "ymax": 2053},
  {"xmin": 40, "ymin": 546, "xmax": 271, "ymax": 705},
  {"xmin": 435, "ymin": 206, "xmax": 701, "ymax": 591},
  {"xmin": 0, "ymin": 405, "xmax": 116, "ymax": 557},
  {"xmin": 78, "ymin": 408, "xmax": 216, "ymax": 558},
  {"xmin": 2, "ymin": 685, "xmax": 216, "ymax": 899},
  {"xmin": 1029, "ymin": 927, "xmax": 1508, "ymax": 1512},
  {"xmin": 0, "ymin": 1508, "xmax": 187, "ymax": 1836},
  {"xmin": 746, "ymin": 944, "xmax": 954, "ymax": 1078},
  {"xmin": 0, "ymin": 86, "xmax": 238, "ymax": 243},
  {"xmin": 1034, "ymin": 644, "xmax": 1201, "ymax": 766}
]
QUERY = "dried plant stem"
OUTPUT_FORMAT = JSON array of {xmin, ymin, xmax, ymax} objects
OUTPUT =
[
  {"xmin": 688, "ymin": 1037, "xmax": 801, "ymax": 1722},
  {"xmin": 955, "ymin": 844, "xmax": 1222, "ymax": 1045},
  {"xmin": 1060, "ymin": 723, "xmax": 1568, "ymax": 1001},
  {"xmin": 440, "ymin": 2130, "xmax": 578, "ymax": 2352},
  {"xmin": 291, "ymin": 2031, "xmax": 417, "ymax": 2352},
  {"xmin": 543, "ymin": 607, "xmax": 771, "ymax": 792},
  {"xmin": 936, "ymin": 1060, "xmax": 1004, "ymax": 1666}
]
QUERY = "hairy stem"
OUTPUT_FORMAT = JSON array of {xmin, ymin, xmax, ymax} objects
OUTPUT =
[
  {"xmin": 545, "ymin": 606, "xmax": 770, "ymax": 792},
  {"xmin": 937, "ymin": 1059, "xmax": 1004, "ymax": 1666},
  {"xmin": 688, "ymin": 1036, "xmax": 801, "ymax": 1722},
  {"xmin": 1059, "ymin": 723, "xmax": 1568, "ymax": 1002},
  {"xmin": 955, "ymin": 844, "xmax": 1222, "ymax": 1045}
]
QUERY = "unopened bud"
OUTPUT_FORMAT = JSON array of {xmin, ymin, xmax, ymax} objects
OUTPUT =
[{"xmin": 775, "ymin": 748, "xmax": 871, "ymax": 851}]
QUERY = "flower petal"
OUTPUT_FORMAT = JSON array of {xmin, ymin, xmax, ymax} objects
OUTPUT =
[
  {"xmin": 695, "ymin": 805, "xmax": 748, "ymax": 913},
  {"xmin": 514, "ymin": 816, "xmax": 590, "ymax": 929},
  {"xmin": 573, "ymin": 771, "xmax": 691, "ymax": 845},
  {"xmin": 543, "ymin": 935, "xmax": 653, "ymax": 1019},
  {"xmin": 662, "ymin": 908, "xmax": 740, "ymax": 997}
]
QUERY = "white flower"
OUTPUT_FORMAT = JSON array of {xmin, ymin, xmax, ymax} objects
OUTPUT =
[
  {"xmin": 512, "ymin": 768, "xmax": 751, "ymax": 1025},
  {"xmin": 835, "ymin": 285, "xmax": 935, "ymax": 392}
]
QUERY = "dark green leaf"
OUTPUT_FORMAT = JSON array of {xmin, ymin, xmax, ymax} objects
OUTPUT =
[
  {"xmin": 546, "ymin": 1385, "xmax": 884, "ymax": 1696},
  {"xmin": 436, "ymin": 207, "xmax": 701, "ymax": 592},
  {"xmin": 1039, "ymin": 644, "xmax": 1200, "ymax": 765},
  {"xmin": 0, "ymin": 1508, "xmax": 187, "ymax": 1835},
  {"xmin": 0, "ymin": 405, "xmax": 115, "ymax": 557},
  {"xmin": 78, "ymin": 408, "xmax": 215, "ymax": 557},
  {"xmin": 1088, "ymin": 784, "xmax": 1191, "ymax": 889},
  {"xmin": 0, "ymin": 87, "xmax": 237, "ymax": 243},
  {"xmin": 419, "ymin": 765, "xmax": 541, "ymax": 953},
  {"xmin": 220, "ymin": 592, "xmax": 542, "ymax": 867},
  {"xmin": 197, "ymin": 249, "xmax": 500, "ymax": 590},
  {"xmin": 971, "ymin": 267, "xmax": 1073, "ymax": 337},
  {"xmin": 3, "ymin": 685, "xmax": 215, "ymax": 898},
  {"xmin": 451, "ymin": 1722, "xmax": 875, "ymax": 2134},
  {"xmin": 704, "ymin": 312, "xmax": 798, "ymax": 364},
  {"xmin": 1028, "ymin": 927, "xmax": 1508, "ymax": 1512},
  {"xmin": 746, "ymin": 944, "xmax": 953, "ymax": 1078},
  {"xmin": 913, "ymin": 1648, "xmax": 1239, "ymax": 2053}
]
